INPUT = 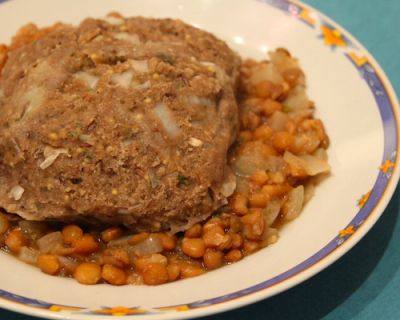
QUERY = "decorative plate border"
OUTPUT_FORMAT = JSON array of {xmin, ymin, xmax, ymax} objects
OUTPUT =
[{"xmin": 0, "ymin": 0, "xmax": 398, "ymax": 318}]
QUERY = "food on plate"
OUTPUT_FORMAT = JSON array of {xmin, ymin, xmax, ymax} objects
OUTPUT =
[
  {"xmin": 0, "ymin": 14, "xmax": 330, "ymax": 286},
  {"xmin": 0, "ymin": 15, "xmax": 240, "ymax": 233}
]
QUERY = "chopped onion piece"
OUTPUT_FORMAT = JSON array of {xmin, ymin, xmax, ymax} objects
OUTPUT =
[
  {"xmin": 233, "ymin": 141, "xmax": 285, "ymax": 176},
  {"xmin": 262, "ymin": 227, "xmax": 279, "ymax": 245},
  {"xmin": 130, "ymin": 235, "xmax": 163, "ymax": 257},
  {"xmin": 282, "ymin": 186, "xmax": 304, "ymax": 221},
  {"xmin": 269, "ymin": 50, "xmax": 299, "ymax": 73},
  {"xmin": 184, "ymin": 96, "xmax": 214, "ymax": 108},
  {"xmin": 58, "ymin": 256, "xmax": 79, "ymax": 272},
  {"xmin": 18, "ymin": 247, "xmax": 39, "ymax": 265},
  {"xmin": 39, "ymin": 146, "xmax": 69, "ymax": 169},
  {"xmin": 268, "ymin": 111, "xmax": 289, "ymax": 132},
  {"xmin": 232, "ymin": 151, "xmax": 265, "ymax": 177},
  {"xmin": 288, "ymin": 109, "xmax": 313, "ymax": 120},
  {"xmin": 74, "ymin": 71, "xmax": 99, "ymax": 89},
  {"xmin": 200, "ymin": 61, "xmax": 214, "ymax": 69},
  {"xmin": 145, "ymin": 253, "xmax": 168, "ymax": 265},
  {"xmin": 129, "ymin": 59, "xmax": 149, "ymax": 73},
  {"xmin": 235, "ymin": 176, "xmax": 250, "ymax": 195},
  {"xmin": 9, "ymin": 185, "xmax": 24, "ymax": 201},
  {"xmin": 147, "ymin": 171, "xmax": 159, "ymax": 189},
  {"xmin": 132, "ymin": 80, "xmax": 150, "ymax": 91},
  {"xmin": 283, "ymin": 85, "xmax": 309, "ymax": 110},
  {"xmin": 220, "ymin": 172, "xmax": 237, "ymax": 197},
  {"xmin": 313, "ymin": 148, "xmax": 328, "ymax": 161},
  {"xmin": 263, "ymin": 200, "xmax": 281, "ymax": 226},
  {"xmin": 292, "ymin": 132, "xmax": 320, "ymax": 154},
  {"xmin": 299, "ymin": 154, "xmax": 331, "ymax": 175},
  {"xmin": 249, "ymin": 62, "xmax": 284, "ymax": 85},
  {"xmin": 153, "ymin": 103, "xmax": 180, "ymax": 137},
  {"xmin": 37, "ymin": 231, "xmax": 63, "ymax": 253},
  {"xmin": 111, "ymin": 70, "xmax": 133, "ymax": 89},
  {"xmin": 117, "ymin": 208, "xmax": 130, "ymax": 215},
  {"xmin": 19, "ymin": 220, "xmax": 48, "ymax": 240},
  {"xmin": 114, "ymin": 32, "xmax": 140, "ymax": 44},
  {"xmin": 103, "ymin": 16, "xmax": 124, "ymax": 25},
  {"xmin": 200, "ymin": 61, "xmax": 228, "ymax": 83},
  {"xmin": 283, "ymin": 151, "xmax": 306, "ymax": 176},
  {"xmin": 304, "ymin": 181, "xmax": 315, "ymax": 203},
  {"xmin": 284, "ymin": 151, "xmax": 330, "ymax": 176},
  {"xmin": 22, "ymin": 87, "xmax": 45, "ymax": 118},
  {"xmin": 188, "ymin": 137, "xmax": 203, "ymax": 147}
]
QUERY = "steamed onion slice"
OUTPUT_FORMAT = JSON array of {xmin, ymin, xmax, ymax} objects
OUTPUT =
[
  {"xmin": 284, "ymin": 151, "xmax": 330, "ymax": 176},
  {"xmin": 282, "ymin": 186, "xmax": 304, "ymax": 221}
]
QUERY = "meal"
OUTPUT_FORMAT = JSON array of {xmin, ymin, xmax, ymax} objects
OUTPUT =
[{"xmin": 0, "ymin": 13, "xmax": 330, "ymax": 286}]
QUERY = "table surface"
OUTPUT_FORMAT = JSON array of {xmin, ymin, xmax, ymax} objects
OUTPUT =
[{"xmin": 1, "ymin": 0, "xmax": 400, "ymax": 319}]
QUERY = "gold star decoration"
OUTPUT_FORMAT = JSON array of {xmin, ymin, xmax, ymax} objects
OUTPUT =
[
  {"xmin": 349, "ymin": 52, "xmax": 368, "ymax": 66},
  {"xmin": 357, "ymin": 190, "xmax": 371, "ymax": 208},
  {"xmin": 379, "ymin": 159, "xmax": 395, "ymax": 174},
  {"xmin": 339, "ymin": 225, "xmax": 355, "ymax": 238},
  {"xmin": 93, "ymin": 306, "xmax": 146, "ymax": 316},
  {"xmin": 299, "ymin": 8, "xmax": 316, "ymax": 26},
  {"xmin": 321, "ymin": 26, "xmax": 347, "ymax": 48},
  {"xmin": 158, "ymin": 305, "xmax": 190, "ymax": 312},
  {"xmin": 49, "ymin": 305, "xmax": 82, "ymax": 312}
]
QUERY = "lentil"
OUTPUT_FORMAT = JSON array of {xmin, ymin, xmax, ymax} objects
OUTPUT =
[
  {"xmin": 184, "ymin": 224, "xmax": 202, "ymax": 238},
  {"xmin": 225, "ymin": 249, "xmax": 243, "ymax": 263},
  {"xmin": 37, "ymin": 254, "xmax": 60, "ymax": 275},
  {"xmin": 62, "ymin": 225, "xmax": 83, "ymax": 244},
  {"xmin": 203, "ymin": 249, "xmax": 224, "ymax": 270},
  {"xmin": 272, "ymin": 131, "xmax": 294, "ymax": 152},
  {"xmin": 167, "ymin": 263, "xmax": 181, "ymax": 281},
  {"xmin": 261, "ymin": 99, "xmax": 282, "ymax": 116},
  {"xmin": 181, "ymin": 238, "xmax": 206, "ymax": 258},
  {"xmin": 250, "ymin": 170, "xmax": 269, "ymax": 185},
  {"xmin": 157, "ymin": 233, "xmax": 177, "ymax": 251},
  {"xmin": 255, "ymin": 80, "xmax": 273, "ymax": 99},
  {"xmin": 229, "ymin": 193, "xmax": 249, "ymax": 215},
  {"xmin": 142, "ymin": 263, "xmax": 169, "ymax": 285},
  {"xmin": 102, "ymin": 248, "xmax": 130, "ymax": 268},
  {"xmin": 73, "ymin": 234, "xmax": 99, "ymax": 254},
  {"xmin": 5, "ymin": 229, "xmax": 27, "ymax": 253},
  {"xmin": 180, "ymin": 263, "xmax": 205, "ymax": 279},
  {"xmin": 101, "ymin": 227, "xmax": 123, "ymax": 243},
  {"xmin": 102, "ymin": 264, "xmax": 127, "ymax": 285},
  {"xmin": 74, "ymin": 262, "xmax": 101, "ymax": 285}
]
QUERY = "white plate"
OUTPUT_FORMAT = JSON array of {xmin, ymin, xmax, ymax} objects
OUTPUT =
[{"xmin": 0, "ymin": 0, "xmax": 398, "ymax": 319}]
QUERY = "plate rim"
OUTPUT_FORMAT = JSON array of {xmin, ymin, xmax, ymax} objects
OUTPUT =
[{"xmin": 0, "ymin": 0, "xmax": 399, "ymax": 319}]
